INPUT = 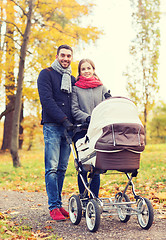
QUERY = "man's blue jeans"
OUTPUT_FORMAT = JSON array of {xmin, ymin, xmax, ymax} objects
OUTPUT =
[{"xmin": 43, "ymin": 123, "xmax": 71, "ymax": 211}]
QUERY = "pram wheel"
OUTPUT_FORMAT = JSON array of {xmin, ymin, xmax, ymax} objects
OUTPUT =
[
  {"xmin": 137, "ymin": 197, "xmax": 154, "ymax": 230},
  {"xmin": 68, "ymin": 195, "xmax": 82, "ymax": 225},
  {"xmin": 86, "ymin": 199, "xmax": 101, "ymax": 232},
  {"xmin": 115, "ymin": 192, "xmax": 131, "ymax": 223}
]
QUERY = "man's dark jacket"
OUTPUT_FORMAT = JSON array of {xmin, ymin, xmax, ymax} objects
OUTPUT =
[{"xmin": 37, "ymin": 67, "xmax": 76, "ymax": 125}]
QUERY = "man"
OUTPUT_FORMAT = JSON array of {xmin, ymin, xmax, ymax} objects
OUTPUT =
[{"xmin": 37, "ymin": 45, "xmax": 75, "ymax": 221}]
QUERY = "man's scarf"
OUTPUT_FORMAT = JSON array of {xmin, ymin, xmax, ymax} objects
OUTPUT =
[
  {"xmin": 51, "ymin": 59, "xmax": 72, "ymax": 93},
  {"xmin": 75, "ymin": 75, "xmax": 103, "ymax": 89}
]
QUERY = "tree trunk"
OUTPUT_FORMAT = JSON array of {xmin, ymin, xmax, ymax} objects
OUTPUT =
[
  {"xmin": 1, "ymin": 0, "xmax": 15, "ymax": 151},
  {"xmin": 1, "ymin": 109, "xmax": 14, "ymax": 150},
  {"xmin": 1, "ymin": 101, "xmax": 24, "ymax": 150},
  {"xmin": 19, "ymin": 103, "xmax": 24, "ymax": 149},
  {"xmin": 10, "ymin": 0, "xmax": 34, "ymax": 167},
  {"xmin": 144, "ymin": 106, "xmax": 147, "ymax": 145}
]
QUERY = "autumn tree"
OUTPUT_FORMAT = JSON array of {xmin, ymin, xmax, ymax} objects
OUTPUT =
[
  {"xmin": 0, "ymin": 0, "xmax": 24, "ymax": 150},
  {"xmin": 1, "ymin": 0, "xmax": 16, "ymax": 150},
  {"xmin": 22, "ymin": 115, "xmax": 42, "ymax": 151},
  {"xmin": 0, "ymin": 1, "xmax": 3, "ymax": 82},
  {"xmin": 0, "ymin": 0, "xmax": 101, "ymax": 167},
  {"xmin": 9, "ymin": 0, "xmax": 34, "ymax": 167},
  {"xmin": 125, "ymin": 0, "xmax": 160, "ymax": 143},
  {"xmin": 149, "ymin": 101, "xmax": 166, "ymax": 143}
]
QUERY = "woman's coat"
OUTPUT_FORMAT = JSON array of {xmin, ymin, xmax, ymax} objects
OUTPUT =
[{"xmin": 71, "ymin": 85, "xmax": 107, "ymax": 123}]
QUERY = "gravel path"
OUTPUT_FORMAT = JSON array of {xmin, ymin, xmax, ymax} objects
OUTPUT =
[{"xmin": 0, "ymin": 190, "xmax": 166, "ymax": 240}]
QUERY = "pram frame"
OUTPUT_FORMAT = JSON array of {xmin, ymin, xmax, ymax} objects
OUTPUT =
[{"xmin": 65, "ymin": 126, "xmax": 154, "ymax": 233}]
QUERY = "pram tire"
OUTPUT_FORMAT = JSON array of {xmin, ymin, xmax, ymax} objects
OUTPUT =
[
  {"xmin": 86, "ymin": 199, "xmax": 101, "ymax": 232},
  {"xmin": 137, "ymin": 197, "xmax": 154, "ymax": 230},
  {"xmin": 68, "ymin": 195, "xmax": 82, "ymax": 225},
  {"xmin": 115, "ymin": 192, "xmax": 131, "ymax": 223}
]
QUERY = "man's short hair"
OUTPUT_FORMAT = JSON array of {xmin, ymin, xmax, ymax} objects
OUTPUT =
[{"xmin": 57, "ymin": 45, "xmax": 73, "ymax": 55}]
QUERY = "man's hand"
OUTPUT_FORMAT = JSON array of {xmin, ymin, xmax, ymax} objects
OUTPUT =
[{"xmin": 63, "ymin": 119, "xmax": 74, "ymax": 131}]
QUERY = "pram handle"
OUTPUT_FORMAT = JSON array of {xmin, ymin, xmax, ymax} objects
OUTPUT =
[
  {"xmin": 64, "ymin": 128, "xmax": 79, "ymax": 169},
  {"xmin": 64, "ymin": 122, "xmax": 89, "ymax": 143},
  {"xmin": 74, "ymin": 122, "xmax": 89, "ymax": 132},
  {"xmin": 64, "ymin": 129, "xmax": 72, "ymax": 144},
  {"xmin": 65, "ymin": 122, "xmax": 89, "ymax": 139}
]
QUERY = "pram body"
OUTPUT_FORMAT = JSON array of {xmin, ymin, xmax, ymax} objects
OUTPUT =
[
  {"xmin": 67, "ymin": 97, "xmax": 154, "ymax": 232},
  {"xmin": 76, "ymin": 97, "xmax": 145, "ymax": 171}
]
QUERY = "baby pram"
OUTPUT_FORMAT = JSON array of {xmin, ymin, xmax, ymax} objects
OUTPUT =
[{"xmin": 66, "ymin": 97, "xmax": 154, "ymax": 232}]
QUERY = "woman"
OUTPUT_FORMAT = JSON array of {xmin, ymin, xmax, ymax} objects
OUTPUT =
[{"xmin": 71, "ymin": 59, "xmax": 110, "ymax": 198}]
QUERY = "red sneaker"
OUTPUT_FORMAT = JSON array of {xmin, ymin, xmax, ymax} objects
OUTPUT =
[
  {"xmin": 59, "ymin": 207, "xmax": 69, "ymax": 218},
  {"xmin": 50, "ymin": 208, "xmax": 66, "ymax": 221}
]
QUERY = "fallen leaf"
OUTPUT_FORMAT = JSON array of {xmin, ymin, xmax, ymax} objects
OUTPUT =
[
  {"xmin": 44, "ymin": 225, "xmax": 52, "ymax": 229},
  {"xmin": 2, "ymin": 226, "xmax": 8, "ymax": 231},
  {"xmin": 157, "ymin": 192, "xmax": 166, "ymax": 200},
  {"xmin": 158, "ymin": 214, "xmax": 166, "ymax": 219},
  {"xmin": 27, "ymin": 198, "xmax": 34, "ymax": 202},
  {"xmin": 0, "ymin": 212, "xmax": 5, "ymax": 219},
  {"xmin": 5, "ymin": 230, "xmax": 17, "ymax": 236},
  {"xmin": 7, "ymin": 221, "xmax": 15, "ymax": 227},
  {"xmin": 10, "ymin": 211, "xmax": 20, "ymax": 215},
  {"xmin": 46, "ymin": 220, "xmax": 56, "ymax": 223}
]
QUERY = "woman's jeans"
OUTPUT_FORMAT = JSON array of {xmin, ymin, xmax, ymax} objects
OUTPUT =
[
  {"xmin": 77, "ymin": 169, "xmax": 100, "ymax": 198},
  {"xmin": 73, "ymin": 131, "xmax": 100, "ymax": 198},
  {"xmin": 43, "ymin": 123, "xmax": 71, "ymax": 211}
]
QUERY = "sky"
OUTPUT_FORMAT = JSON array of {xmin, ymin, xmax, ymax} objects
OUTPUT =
[{"xmin": 74, "ymin": 0, "xmax": 166, "ymax": 102}]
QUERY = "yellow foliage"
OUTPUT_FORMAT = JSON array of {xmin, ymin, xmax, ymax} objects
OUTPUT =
[
  {"xmin": 71, "ymin": 61, "xmax": 79, "ymax": 77},
  {"xmin": 2, "ymin": 0, "xmax": 15, "ymax": 105},
  {"xmin": 1, "ymin": 0, "xmax": 102, "ymax": 115}
]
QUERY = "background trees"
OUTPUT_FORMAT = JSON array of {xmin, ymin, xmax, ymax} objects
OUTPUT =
[
  {"xmin": 10, "ymin": 0, "xmax": 35, "ymax": 167},
  {"xmin": 0, "ymin": 0, "xmax": 101, "ymax": 166},
  {"xmin": 1, "ymin": 0, "xmax": 15, "ymax": 150},
  {"xmin": 0, "ymin": 0, "xmax": 165, "ymax": 167},
  {"xmin": 149, "ymin": 101, "xmax": 166, "ymax": 143},
  {"xmin": 125, "ymin": 0, "xmax": 160, "ymax": 143}
]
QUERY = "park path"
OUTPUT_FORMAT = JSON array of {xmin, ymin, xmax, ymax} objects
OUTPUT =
[{"xmin": 0, "ymin": 190, "xmax": 166, "ymax": 240}]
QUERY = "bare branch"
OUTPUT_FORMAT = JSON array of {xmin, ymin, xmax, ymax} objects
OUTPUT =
[
  {"xmin": 4, "ymin": 33, "xmax": 22, "ymax": 46},
  {"xmin": 0, "ymin": 104, "xmax": 14, "ymax": 120},
  {"xmin": 33, "ymin": 18, "xmax": 79, "ymax": 40},
  {"xmin": 3, "ymin": 34, "xmax": 32, "ymax": 54},
  {"xmin": 10, "ymin": 0, "xmax": 27, "ymax": 17},
  {"xmin": 0, "ymin": 20, "xmax": 24, "ymax": 37}
]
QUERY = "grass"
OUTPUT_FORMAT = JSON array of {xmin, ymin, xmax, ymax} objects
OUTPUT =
[
  {"xmin": 0, "ymin": 144, "xmax": 165, "ymax": 198},
  {"xmin": 0, "ymin": 213, "xmax": 60, "ymax": 239},
  {"xmin": 0, "ymin": 148, "xmax": 79, "ymax": 194},
  {"xmin": 0, "ymin": 214, "xmax": 33, "ymax": 239},
  {"xmin": 0, "ymin": 149, "xmax": 46, "ymax": 192}
]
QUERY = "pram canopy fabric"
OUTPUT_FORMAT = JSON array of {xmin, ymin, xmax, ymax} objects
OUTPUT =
[{"xmin": 76, "ymin": 97, "xmax": 145, "ymax": 171}]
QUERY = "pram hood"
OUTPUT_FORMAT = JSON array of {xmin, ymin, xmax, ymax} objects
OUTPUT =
[
  {"xmin": 87, "ymin": 97, "xmax": 144, "ymax": 151},
  {"xmin": 76, "ymin": 97, "xmax": 145, "ymax": 170}
]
